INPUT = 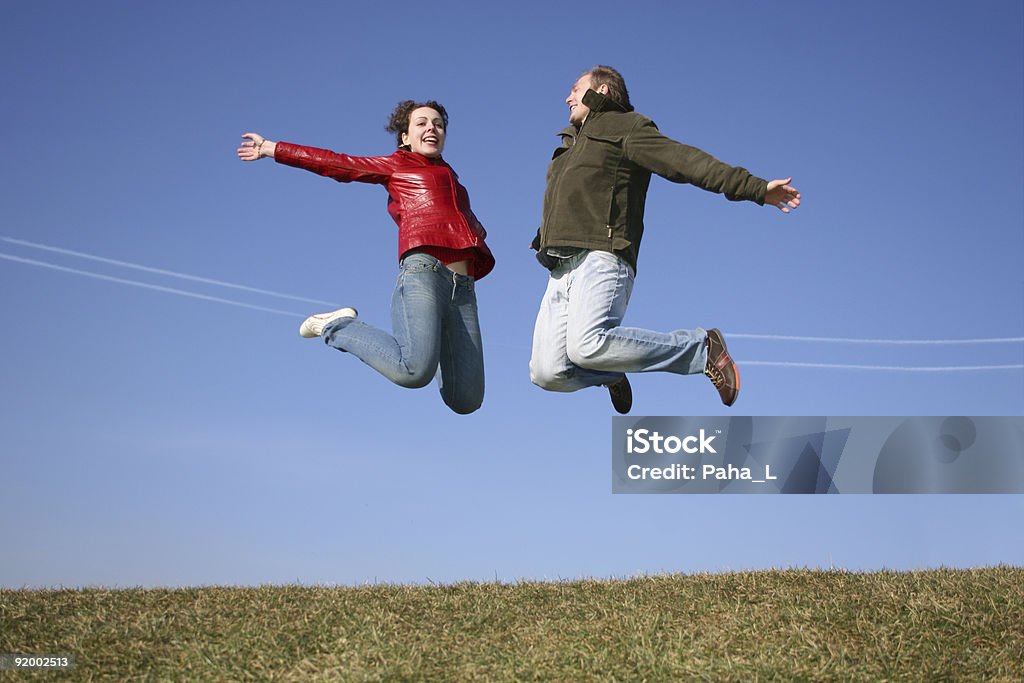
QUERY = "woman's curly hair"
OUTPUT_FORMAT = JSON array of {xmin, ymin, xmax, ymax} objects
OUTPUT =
[{"xmin": 386, "ymin": 100, "xmax": 449, "ymax": 149}]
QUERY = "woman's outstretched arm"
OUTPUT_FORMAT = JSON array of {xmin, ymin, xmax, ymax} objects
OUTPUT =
[{"xmin": 237, "ymin": 132, "xmax": 394, "ymax": 184}]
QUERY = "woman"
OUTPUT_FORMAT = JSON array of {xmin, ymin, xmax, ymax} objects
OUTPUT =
[{"xmin": 237, "ymin": 100, "xmax": 494, "ymax": 414}]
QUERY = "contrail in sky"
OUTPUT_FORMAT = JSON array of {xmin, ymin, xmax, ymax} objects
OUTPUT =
[
  {"xmin": 0, "ymin": 252, "xmax": 304, "ymax": 318},
  {"xmin": 6, "ymin": 235, "xmax": 1020, "ymax": 346},
  {"xmin": 738, "ymin": 360, "xmax": 1024, "ymax": 371},
  {"xmin": 2, "ymin": 242, "xmax": 1023, "ymax": 372},
  {"xmin": 1, "ymin": 236, "xmax": 339, "ymax": 307},
  {"xmin": 728, "ymin": 333, "xmax": 1024, "ymax": 345}
]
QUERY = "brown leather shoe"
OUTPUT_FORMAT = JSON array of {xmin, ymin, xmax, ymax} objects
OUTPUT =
[
  {"xmin": 704, "ymin": 328, "xmax": 739, "ymax": 406},
  {"xmin": 607, "ymin": 376, "xmax": 632, "ymax": 414}
]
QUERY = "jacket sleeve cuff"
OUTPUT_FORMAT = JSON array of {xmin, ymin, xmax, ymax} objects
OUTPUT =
[
  {"xmin": 273, "ymin": 141, "xmax": 302, "ymax": 166},
  {"xmin": 754, "ymin": 179, "xmax": 767, "ymax": 205}
]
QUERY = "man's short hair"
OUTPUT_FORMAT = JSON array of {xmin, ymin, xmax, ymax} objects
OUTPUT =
[{"xmin": 587, "ymin": 65, "xmax": 634, "ymax": 112}]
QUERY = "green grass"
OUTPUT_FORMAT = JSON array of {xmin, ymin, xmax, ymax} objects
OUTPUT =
[{"xmin": 2, "ymin": 567, "xmax": 1021, "ymax": 681}]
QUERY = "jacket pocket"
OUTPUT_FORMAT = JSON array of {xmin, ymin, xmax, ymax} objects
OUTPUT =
[
  {"xmin": 579, "ymin": 134, "xmax": 623, "ymax": 170},
  {"xmin": 583, "ymin": 133, "xmax": 623, "ymax": 144},
  {"xmin": 585, "ymin": 131, "xmax": 622, "ymax": 152}
]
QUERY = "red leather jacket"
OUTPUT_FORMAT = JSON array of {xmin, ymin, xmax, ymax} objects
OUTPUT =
[{"xmin": 274, "ymin": 142, "xmax": 495, "ymax": 280}]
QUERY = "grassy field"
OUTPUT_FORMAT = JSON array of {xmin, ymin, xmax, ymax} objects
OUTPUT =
[{"xmin": 2, "ymin": 567, "xmax": 1021, "ymax": 681}]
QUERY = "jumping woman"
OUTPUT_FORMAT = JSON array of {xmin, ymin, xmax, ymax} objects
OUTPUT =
[{"xmin": 238, "ymin": 100, "xmax": 494, "ymax": 414}]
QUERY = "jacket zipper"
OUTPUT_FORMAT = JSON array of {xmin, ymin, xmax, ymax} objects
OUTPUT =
[
  {"xmin": 549, "ymin": 116, "xmax": 614, "ymax": 241},
  {"xmin": 544, "ymin": 119, "xmax": 587, "ymax": 242}
]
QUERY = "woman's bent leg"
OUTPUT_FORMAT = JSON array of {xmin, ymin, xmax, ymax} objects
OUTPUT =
[
  {"xmin": 437, "ymin": 273, "xmax": 484, "ymax": 414},
  {"xmin": 321, "ymin": 256, "xmax": 445, "ymax": 389}
]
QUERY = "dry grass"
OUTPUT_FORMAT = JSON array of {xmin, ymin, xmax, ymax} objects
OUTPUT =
[{"xmin": 2, "ymin": 567, "xmax": 1021, "ymax": 681}]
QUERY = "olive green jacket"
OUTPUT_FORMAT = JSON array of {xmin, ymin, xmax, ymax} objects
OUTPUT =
[{"xmin": 532, "ymin": 89, "xmax": 767, "ymax": 273}]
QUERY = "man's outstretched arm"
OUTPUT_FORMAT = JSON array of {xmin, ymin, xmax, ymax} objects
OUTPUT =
[{"xmin": 624, "ymin": 120, "xmax": 801, "ymax": 212}]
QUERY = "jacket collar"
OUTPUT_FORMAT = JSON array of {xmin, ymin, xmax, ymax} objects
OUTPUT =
[
  {"xmin": 581, "ymin": 88, "xmax": 627, "ymax": 113},
  {"xmin": 557, "ymin": 89, "xmax": 628, "ymax": 138},
  {"xmin": 557, "ymin": 125, "xmax": 576, "ymax": 139},
  {"xmin": 394, "ymin": 149, "xmax": 445, "ymax": 165}
]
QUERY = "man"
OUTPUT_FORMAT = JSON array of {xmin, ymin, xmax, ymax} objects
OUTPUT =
[{"xmin": 529, "ymin": 65, "xmax": 800, "ymax": 413}]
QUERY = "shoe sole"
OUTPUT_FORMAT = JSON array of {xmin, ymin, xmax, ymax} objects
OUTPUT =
[
  {"xmin": 299, "ymin": 308, "xmax": 357, "ymax": 338},
  {"xmin": 726, "ymin": 361, "xmax": 740, "ymax": 406}
]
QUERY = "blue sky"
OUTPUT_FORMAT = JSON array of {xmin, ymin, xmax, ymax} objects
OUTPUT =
[{"xmin": 1, "ymin": 1, "xmax": 1022, "ymax": 587}]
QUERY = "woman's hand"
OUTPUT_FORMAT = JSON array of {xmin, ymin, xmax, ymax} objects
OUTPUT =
[
  {"xmin": 237, "ymin": 133, "xmax": 276, "ymax": 161},
  {"xmin": 765, "ymin": 177, "xmax": 801, "ymax": 213}
]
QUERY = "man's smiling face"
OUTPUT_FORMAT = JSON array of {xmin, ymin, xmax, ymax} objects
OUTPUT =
[{"xmin": 566, "ymin": 73, "xmax": 594, "ymax": 125}]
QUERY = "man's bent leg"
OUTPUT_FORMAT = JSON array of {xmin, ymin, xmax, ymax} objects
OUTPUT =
[
  {"xmin": 530, "ymin": 259, "xmax": 622, "ymax": 392},
  {"xmin": 566, "ymin": 251, "xmax": 707, "ymax": 376}
]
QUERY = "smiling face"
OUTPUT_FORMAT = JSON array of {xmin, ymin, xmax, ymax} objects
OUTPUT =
[
  {"xmin": 401, "ymin": 106, "xmax": 446, "ymax": 158},
  {"xmin": 566, "ymin": 74, "xmax": 593, "ymax": 125}
]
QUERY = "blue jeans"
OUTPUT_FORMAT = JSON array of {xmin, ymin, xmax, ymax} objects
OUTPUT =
[
  {"xmin": 321, "ymin": 252, "xmax": 484, "ymax": 414},
  {"xmin": 529, "ymin": 249, "xmax": 707, "ymax": 392}
]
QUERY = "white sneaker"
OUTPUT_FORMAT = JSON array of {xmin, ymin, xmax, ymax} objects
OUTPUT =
[{"xmin": 298, "ymin": 307, "xmax": 358, "ymax": 338}]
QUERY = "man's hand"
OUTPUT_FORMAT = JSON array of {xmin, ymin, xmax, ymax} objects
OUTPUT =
[{"xmin": 765, "ymin": 178, "xmax": 800, "ymax": 213}]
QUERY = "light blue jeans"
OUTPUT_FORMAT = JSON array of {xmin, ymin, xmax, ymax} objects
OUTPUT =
[
  {"xmin": 321, "ymin": 252, "xmax": 484, "ymax": 414},
  {"xmin": 529, "ymin": 249, "xmax": 707, "ymax": 392}
]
